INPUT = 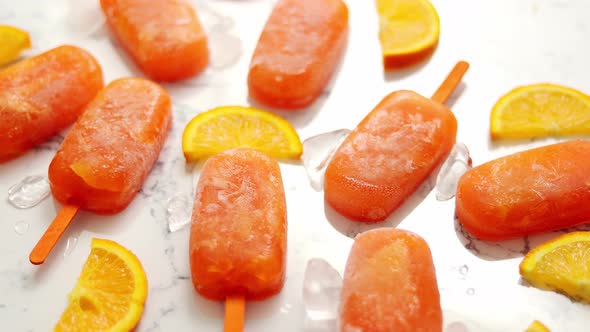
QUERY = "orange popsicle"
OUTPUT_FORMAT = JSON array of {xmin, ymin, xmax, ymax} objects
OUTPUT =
[
  {"xmin": 48, "ymin": 78, "xmax": 172, "ymax": 213},
  {"xmin": 248, "ymin": 0, "xmax": 349, "ymax": 109},
  {"xmin": 189, "ymin": 148, "xmax": 286, "ymax": 330},
  {"xmin": 0, "ymin": 45, "xmax": 103, "ymax": 161},
  {"xmin": 340, "ymin": 228, "xmax": 442, "ymax": 332},
  {"xmin": 100, "ymin": 0, "xmax": 209, "ymax": 82},
  {"xmin": 29, "ymin": 78, "xmax": 171, "ymax": 265},
  {"xmin": 456, "ymin": 140, "xmax": 590, "ymax": 241},
  {"xmin": 324, "ymin": 62, "xmax": 469, "ymax": 222}
]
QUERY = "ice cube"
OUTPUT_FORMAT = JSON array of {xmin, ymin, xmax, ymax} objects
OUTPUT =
[
  {"xmin": 302, "ymin": 129, "xmax": 351, "ymax": 191},
  {"xmin": 7, "ymin": 175, "xmax": 51, "ymax": 209},
  {"xmin": 208, "ymin": 28, "xmax": 242, "ymax": 70},
  {"xmin": 193, "ymin": 0, "xmax": 234, "ymax": 31},
  {"xmin": 435, "ymin": 143, "xmax": 472, "ymax": 201},
  {"xmin": 303, "ymin": 258, "xmax": 343, "ymax": 331},
  {"xmin": 67, "ymin": 0, "xmax": 106, "ymax": 38},
  {"xmin": 166, "ymin": 194, "xmax": 192, "ymax": 232}
]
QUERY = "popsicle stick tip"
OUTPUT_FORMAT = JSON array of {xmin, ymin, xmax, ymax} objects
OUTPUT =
[
  {"xmin": 224, "ymin": 295, "xmax": 246, "ymax": 332},
  {"xmin": 431, "ymin": 60, "xmax": 470, "ymax": 104},
  {"xmin": 29, "ymin": 254, "xmax": 44, "ymax": 265},
  {"xmin": 29, "ymin": 205, "xmax": 80, "ymax": 266},
  {"xmin": 457, "ymin": 60, "xmax": 470, "ymax": 69}
]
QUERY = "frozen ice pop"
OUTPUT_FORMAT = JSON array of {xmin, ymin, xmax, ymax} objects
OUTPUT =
[
  {"xmin": 30, "ymin": 77, "xmax": 172, "ymax": 265},
  {"xmin": 248, "ymin": 0, "xmax": 349, "ymax": 109},
  {"xmin": 100, "ymin": 0, "xmax": 209, "ymax": 81},
  {"xmin": 324, "ymin": 62, "xmax": 468, "ymax": 222},
  {"xmin": 456, "ymin": 140, "xmax": 590, "ymax": 241},
  {"xmin": 340, "ymin": 228, "xmax": 442, "ymax": 332},
  {"xmin": 189, "ymin": 148, "xmax": 287, "ymax": 331},
  {"xmin": 0, "ymin": 45, "xmax": 103, "ymax": 161}
]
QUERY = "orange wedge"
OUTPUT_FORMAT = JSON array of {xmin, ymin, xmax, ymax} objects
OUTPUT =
[
  {"xmin": 525, "ymin": 320, "xmax": 551, "ymax": 332},
  {"xmin": 375, "ymin": 0, "xmax": 440, "ymax": 68},
  {"xmin": 0, "ymin": 25, "xmax": 31, "ymax": 66},
  {"xmin": 490, "ymin": 83, "xmax": 590, "ymax": 140},
  {"xmin": 520, "ymin": 232, "xmax": 590, "ymax": 303},
  {"xmin": 182, "ymin": 106, "xmax": 302, "ymax": 161},
  {"xmin": 53, "ymin": 238, "xmax": 148, "ymax": 332}
]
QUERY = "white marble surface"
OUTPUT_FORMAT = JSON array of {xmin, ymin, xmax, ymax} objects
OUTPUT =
[{"xmin": 1, "ymin": 0, "xmax": 590, "ymax": 331}]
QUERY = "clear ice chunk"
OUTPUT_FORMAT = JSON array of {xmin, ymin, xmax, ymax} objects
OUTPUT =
[
  {"xmin": 166, "ymin": 194, "xmax": 192, "ymax": 232},
  {"xmin": 435, "ymin": 142, "xmax": 472, "ymax": 201},
  {"xmin": 302, "ymin": 129, "xmax": 351, "ymax": 191},
  {"xmin": 208, "ymin": 28, "xmax": 242, "ymax": 70},
  {"xmin": 303, "ymin": 258, "xmax": 343, "ymax": 332},
  {"xmin": 67, "ymin": 0, "xmax": 106, "ymax": 38},
  {"xmin": 7, "ymin": 175, "xmax": 51, "ymax": 209},
  {"xmin": 194, "ymin": 0, "xmax": 234, "ymax": 31},
  {"xmin": 14, "ymin": 221, "xmax": 29, "ymax": 235}
]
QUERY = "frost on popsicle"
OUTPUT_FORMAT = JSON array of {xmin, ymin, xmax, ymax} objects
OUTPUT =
[
  {"xmin": 435, "ymin": 142, "xmax": 472, "ymax": 201},
  {"xmin": 303, "ymin": 258, "xmax": 343, "ymax": 331},
  {"xmin": 7, "ymin": 175, "xmax": 50, "ymax": 209},
  {"xmin": 302, "ymin": 129, "xmax": 351, "ymax": 191}
]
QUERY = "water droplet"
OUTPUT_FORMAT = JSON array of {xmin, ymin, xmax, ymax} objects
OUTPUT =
[
  {"xmin": 166, "ymin": 194, "xmax": 192, "ymax": 232},
  {"xmin": 466, "ymin": 288, "xmax": 475, "ymax": 296},
  {"xmin": 459, "ymin": 264, "xmax": 469, "ymax": 276},
  {"xmin": 303, "ymin": 258, "xmax": 342, "ymax": 331},
  {"xmin": 302, "ymin": 129, "xmax": 351, "ymax": 191},
  {"xmin": 446, "ymin": 322, "xmax": 470, "ymax": 332},
  {"xmin": 436, "ymin": 143, "xmax": 472, "ymax": 201},
  {"xmin": 63, "ymin": 236, "xmax": 78, "ymax": 257},
  {"xmin": 208, "ymin": 28, "xmax": 242, "ymax": 70},
  {"xmin": 7, "ymin": 175, "xmax": 51, "ymax": 209},
  {"xmin": 14, "ymin": 221, "xmax": 29, "ymax": 235},
  {"xmin": 280, "ymin": 303, "xmax": 292, "ymax": 314}
]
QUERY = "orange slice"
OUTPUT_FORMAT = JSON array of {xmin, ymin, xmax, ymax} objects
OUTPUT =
[
  {"xmin": 520, "ymin": 232, "xmax": 590, "ymax": 303},
  {"xmin": 525, "ymin": 320, "xmax": 551, "ymax": 332},
  {"xmin": 53, "ymin": 238, "xmax": 148, "ymax": 332},
  {"xmin": 182, "ymin": 105, "xmax": 302, "ymax": 161},
  {"xmin": 375, "ymin": 0, "xmax": 440, "ymax": 68},
  {"xmin": 0, "ymin": 25, "xmax": 31, "ymax": 66},
  {"xmin": 490, "ymin": 83, "xmax": 590, "ymax": 140}
]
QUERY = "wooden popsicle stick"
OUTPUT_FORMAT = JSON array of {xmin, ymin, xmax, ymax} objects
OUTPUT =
[
  {"xmin": 224, "ymin": 295, "xmax": 246, "ymax": 332},
  {"xmin": 29, "ymin": 204, "xmax": 80, "ymax": 265},
  {"xmin": 431, "ymin": 60, "xmax": 470, "ymax": 104}
]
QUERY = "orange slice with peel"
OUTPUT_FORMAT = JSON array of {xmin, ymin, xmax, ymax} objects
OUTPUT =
[
  {"xmin": 53, "ymin": 238, "xmax": 148, "ymax": 332},
  {"xmin": 520, "ymin": 231, "xmax": 590, "ymax": 303},
  {"xmin": 376, "ymin": 0, "xmax": 440, "ymax": 68},
  {"xmin": 525, "ymin": 320, "xmax": 551, "ymax": 332},
  {"xmin": 182, "ymin": 106, "xmax": 302, "ymax": 161},
  {"xmin": 0, "ymin": 25, "xmax": 31, "ymax": 66},
  {"xmin": 490, "ymin": 83, "xmax": 590, "ymax": 140}
]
